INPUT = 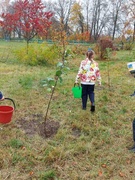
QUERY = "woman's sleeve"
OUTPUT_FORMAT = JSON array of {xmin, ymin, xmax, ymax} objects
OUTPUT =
[
  {"xmin": 96, "ymin": 66, "xmax": 101, "ymax": 85},
  {"xmin": 75, "ymin": 62, "xmax": 82, "ymax": 83}
]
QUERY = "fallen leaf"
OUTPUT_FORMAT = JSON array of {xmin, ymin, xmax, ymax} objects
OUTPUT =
[
  {"xmin": 101, "ymin": 164, "xmax": 107, "ymax": 168},
  {"xmin": 119, "ymin": 172, "xmax": 125, "ymax": 177},
  {"xmin": 21, "ymin": 146, "xmax": 26, "ymax": 150},
  {"xmin": 72, "ymin": 162, "xmax": 77, "ymax": 166},
  {"xmin": 126, "ymin": 160, "xmax": 131, "ymax": 164},
  {"xmin": 29, "ymin": 171, "xmax": 34, "ymax": 176},
  {"xmin": 98, "ymin": 170, "xmax": 103, "ymax": 176}
]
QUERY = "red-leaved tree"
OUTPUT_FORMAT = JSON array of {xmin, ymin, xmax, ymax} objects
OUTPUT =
[{"xmin": 0, "ymin": 0, "xmax": 53, "ymax": 51}]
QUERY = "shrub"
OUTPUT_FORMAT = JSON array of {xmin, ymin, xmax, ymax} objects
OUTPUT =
[
  {"xmin": 96, "ymin": 38, "xmax": 114, "ymax": 59},
  {"xmin": 14, "ymin": 43, "xmax": 60, "ymax": 66},
  {"xmin": 71, "ymin": 44, "xmax": 88, "ymax": 56},
  {"xmin": 123, "ymin": 42, "xmax": 134, "ymax": 50}
]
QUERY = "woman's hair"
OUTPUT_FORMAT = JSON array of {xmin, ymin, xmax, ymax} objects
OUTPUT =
[{"xmin": 86, "ymin": 50, "xmax": 95, "ymax": 60}]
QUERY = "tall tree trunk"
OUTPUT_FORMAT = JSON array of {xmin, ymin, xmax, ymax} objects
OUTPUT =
[{"xmin": 112, "ymin": 11, "xmax": 118, "ymax": 40}]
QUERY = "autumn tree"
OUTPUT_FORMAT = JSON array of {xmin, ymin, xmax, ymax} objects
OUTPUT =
[
  {"xmin": 52, "ymin": 0, "xmax": 75, "ymax": 33},
  {"xmin": 126, "ymin": 0, "xmax": 135, "ymax": 42},
  {"xmin": 0, "ymin": 0, "xmax": 13, "ymax": 39},
  {"xmin": 109, "ymin": 0, "xmax": 126, "ymax": 40},
  {"xmin": 90, "ymin": 0, "xmax": 110, "ymax": 41},
  {"xmin": 0, "ymin": 0, "xmax": 53, "ymax": 51},
  {"xmin": 0, "ymin": 0, "xmax": 11, "ymax": 14},
  {"xmin": 69, "ymin": 2, "xmax": 84, "ymax": 33},
  {"xmin": 84, "ymin": 0, "xmax": 91, "ymax": 32}
]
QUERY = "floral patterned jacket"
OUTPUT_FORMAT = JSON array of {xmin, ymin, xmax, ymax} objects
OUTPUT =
[{"xmin": 75, "ymin": 58, "xmax": 101, "ymax": 85}]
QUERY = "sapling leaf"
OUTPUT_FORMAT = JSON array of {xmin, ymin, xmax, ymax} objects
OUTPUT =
[
  {"xmin": 59, "ymin": 77, "xmax": 63, "ymax": 83},
  {"xmin": 66, "ymin": 67, "xmax": 70, "ymax": 70},
  {"xmin": 48, "ymin": 81, "xmax": 55, "ymax": 87},
  {"xmin": 64, "ymin": 60, "xmax": 67, "ymax": 64},
  {"xmin": 47, "ymin": 77, "xmax": 54, "ymax": 81},
  {"xmin": 43, "ymin": 84, "xmax": 48, "ymax": 87},
  {"xmin": 64, "ymin": 49, "xmax": 71, "ymax": 57},
  {"xmin": 56, "ymin": 70, "xmax": 62, "ymax": 77},
  {"xmin": 47, "ymin": 88, "xmax": 52, "ymax": 92},
  {"xmin": 40, "ymin": 80, "xmax": 47, "ymax": 87},
  {"xmin": 46, "ymin": 77, "xmax": 54, "ymax": 85},
  {"xmin": 57, "ymin": 62, "xmax": 63, "ymax": 67},
  {"xmin": 42, "ymin": 80, "xmax": 47, "ymax": 83}
]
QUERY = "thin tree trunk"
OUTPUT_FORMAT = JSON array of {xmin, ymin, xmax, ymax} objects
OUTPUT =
[
  {"xmin": 133, "ymin": 22, "xmax": 135, "ymax": 42},
  {"xmin": 112, "ymin": 13, "xmax": 118, "ymax": 40},
  {"xmin": 26, "ymin": 41, "xmax": 29, "ymax": 54},
  {"xmin": 44, "ymin": 79, "xmax": 58, "ymax": 134}
]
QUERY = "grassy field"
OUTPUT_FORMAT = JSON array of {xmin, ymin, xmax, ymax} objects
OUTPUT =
[{"xmin": 0, "ymin": 40, "xmax": 135, "ymax": 179}]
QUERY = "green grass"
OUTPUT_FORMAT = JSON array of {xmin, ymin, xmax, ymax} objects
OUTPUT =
[{"xmin": 0, "ymin": 41, "xmax": 135, "ymax": 179}]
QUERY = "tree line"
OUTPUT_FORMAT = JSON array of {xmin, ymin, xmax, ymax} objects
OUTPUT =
[{"xmin": 0, "ymin": 0, "xmax": 135, "ymax": 43}]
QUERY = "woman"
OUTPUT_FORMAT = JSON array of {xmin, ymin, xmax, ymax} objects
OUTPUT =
[{"xmin": 75, "ymin": 49, "xmax": 101, "ymax": 112}]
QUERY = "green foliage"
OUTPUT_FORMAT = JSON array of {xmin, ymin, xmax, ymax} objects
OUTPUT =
[
  {"xmin": 132, "ymin": 49, "xmax": 135, "ymax": 58},
  {"xmin": 55, "ymin": 70, "xmax": 62, "ymax": 77},
  {"xmin": 39, "ymin": 170, "xmax": 56, "ymax": 180},
  {"xmin": 41, "ymin": 51, "xmax": 70, "ymax": 90},
  {"xmin": 41, "ymin": 77, "xmax": 55, "ymax": 92},
  {"xmin": 19, "ymin": 75, "xmax": 34, "ymax": 89},
  {"xmin": 101, "ymin": 95, "xmax": 109, "ymax": 102},
  {"xmin": 124, "ymin": 42, "xmax": 134, "ymax": 50},
  {"xmin": 12, "ymin": 153, "xmax": 25, "ymax": 165},
  {"xmin": 64, "ymin": 48, "xmax": 74, "ymax": 58},
  {"xmin": 8, "ymin": 139, "xmax": 23, "ymax": 149},
  {"xmin": 14, "ymin": 43, "xmax": 60, "ymax": 66}
]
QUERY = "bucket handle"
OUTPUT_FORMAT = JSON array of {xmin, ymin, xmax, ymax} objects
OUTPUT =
[
  {"xmin": 74, "ymin": 83, "xmax": 81, "ymax": 88},
  {"xmin": 4, "ymin": 98, "xmax": 16, "ymax": 109}
]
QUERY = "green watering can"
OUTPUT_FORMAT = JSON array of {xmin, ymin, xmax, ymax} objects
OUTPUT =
[{"xmin": 72, "ymin": 83, "xmax": 82, "ymax": 98}]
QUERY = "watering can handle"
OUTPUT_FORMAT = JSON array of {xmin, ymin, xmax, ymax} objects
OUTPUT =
[{"xmin": 4, "ymin": 98, "xmax": 16, "ymax": 109}]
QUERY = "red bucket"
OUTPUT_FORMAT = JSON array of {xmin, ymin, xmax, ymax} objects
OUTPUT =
[
  {"xmin": 0, "ymin": 106, "xmax": 14, "ymax": 124},
  {"xmin": 0, "ymin": 98, "xmax": 15, "ymax": 124}
]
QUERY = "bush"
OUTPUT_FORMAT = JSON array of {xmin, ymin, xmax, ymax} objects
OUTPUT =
[
  {"xmin": 96, "ymin": 38, "xmax": 115, "ymax": 59},
  {"xmin": 70, "ymin": 44, "xmax": 88, "ymax": 56},
  {"xmin": 123, "ymin": 42, "xmax": 134, "ymax": 50},
  {"xmin": 14, "ymin": 43, "xmax": 60, "ymax": 66}
]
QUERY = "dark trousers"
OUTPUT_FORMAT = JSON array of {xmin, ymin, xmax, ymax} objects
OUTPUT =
[{"xmin": 81, "ymin": 84, "xmax": 95, "ymax": 108}]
